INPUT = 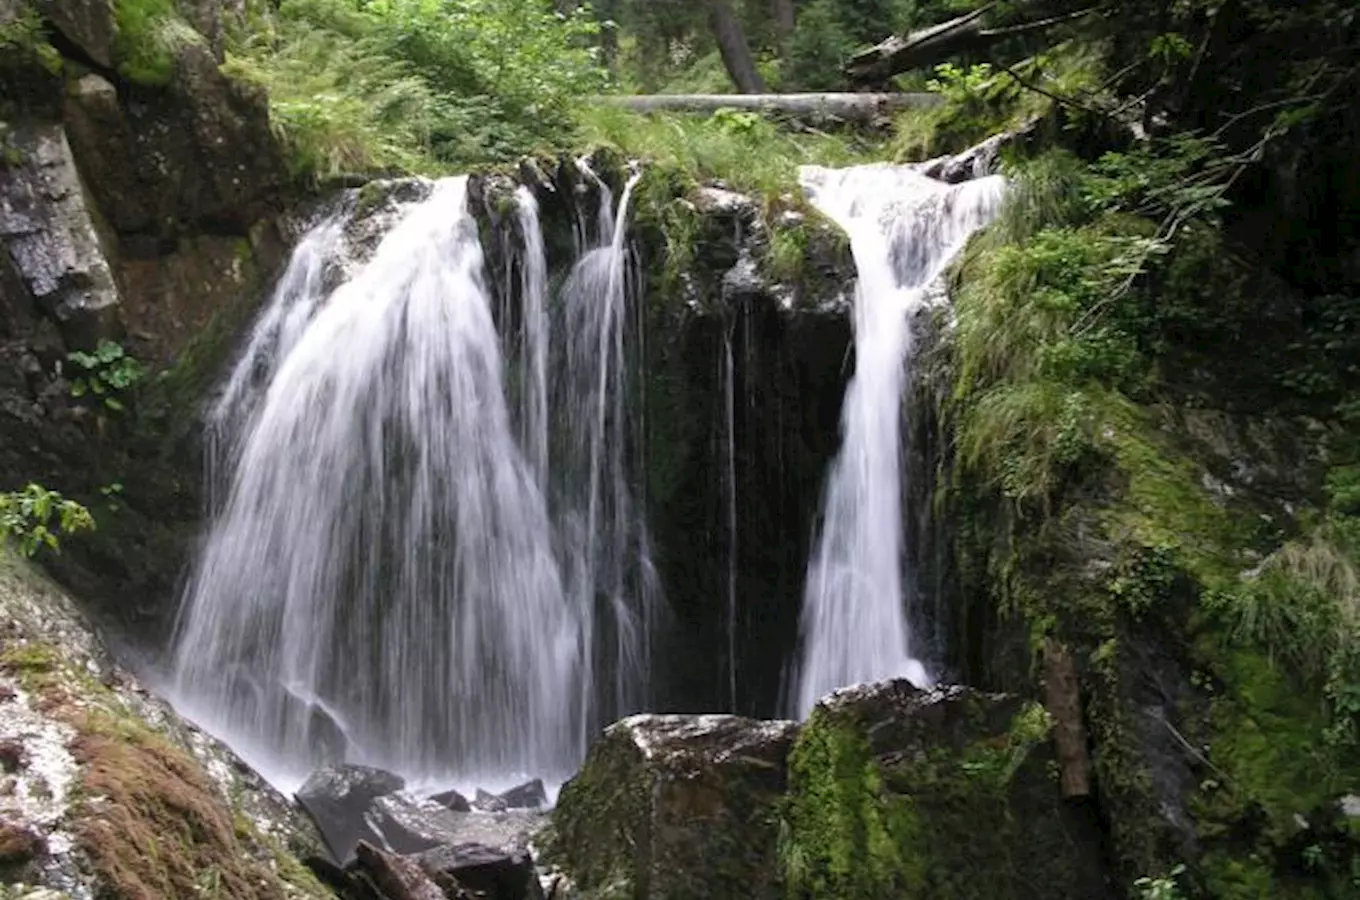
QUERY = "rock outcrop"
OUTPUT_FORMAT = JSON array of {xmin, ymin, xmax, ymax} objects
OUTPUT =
[
  {"xmin": 0, "ymin": 546, "xmax": 331, "ymax": 898},
  {"xmin": 0, "ymin": 122, "xmax": 120, "ymax": 349},
  {"xmin": 546, "ymin": 714, "xmax": 799, "ymax": 900},
  {"xmin": 0, "ymin": 0, "xmax": 295, "ymax": 641},
  {"xmin": 780, "ymin": 679, "xmax": 1112, "ymax": 899}
]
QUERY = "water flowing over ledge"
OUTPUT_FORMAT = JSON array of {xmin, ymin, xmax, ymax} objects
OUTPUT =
[
  {"xmin": 169, "ymin": 172, "xmax": 660, "ymax": 794},
  {"xmin": 790, "ymin": 162, "xmax": 1005, "ymax": 717}
]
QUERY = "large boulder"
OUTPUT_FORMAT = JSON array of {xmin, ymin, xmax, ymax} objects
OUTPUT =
[
  {"xmin": 780, "ymin": 679, "xmax": 1112, "ymax": 899},
  {"xmin": 546, "ymin": 714, "xmax": 799, "ymax": 899},
  {"xmin": 297, "ymin": 764, "xmax": 409, "ymax": 865},
  {"xmin": 36, "ymin": 0, "xmax": 115, "ymax": 68}
]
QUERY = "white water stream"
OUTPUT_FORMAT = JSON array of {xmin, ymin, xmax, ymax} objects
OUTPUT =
[
  {"xmin": 792, "ymin": 163, "xmax": 1005, "ymax": 717},
  {"xmin": 171, "ymin": 174, "xmax": 658, "ymax": 792}
]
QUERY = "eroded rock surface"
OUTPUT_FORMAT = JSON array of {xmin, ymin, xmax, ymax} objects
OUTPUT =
[{"xmin": 0, "ymin": 123, "xmax": 120, "ymax": 349}]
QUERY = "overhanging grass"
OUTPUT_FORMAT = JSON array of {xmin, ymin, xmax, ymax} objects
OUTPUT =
[{"xmin": 573, "ymin": 104, "xmax": 879, "ymax": 202}]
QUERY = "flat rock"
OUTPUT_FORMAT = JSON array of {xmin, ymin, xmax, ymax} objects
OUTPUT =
[
  {"xmin": 430, "ymin": 787, "xmax": 472, "ymax": 813},
  {"xmin": 496, "ymin": 778, "xmax": 548, "ymax": 810},
  {"xmin": 473, "ymin": 788, "xmax": 508, "ymax": 813},
  {"xmin": 296, "ymin": 763, "xmax": 406, "ymax": 863},
  {"xmin": 351, "ymin": 840, "xmax": 449, "ymax": 900}
]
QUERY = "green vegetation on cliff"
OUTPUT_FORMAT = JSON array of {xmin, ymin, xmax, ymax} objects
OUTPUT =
[
  {"xmin": 781, "ymin": 687, "xmax": 1101, "ymax": 899},
  {"xmin": 923, "ymin": 2, "xmax": 1360, "ymax": 893}
]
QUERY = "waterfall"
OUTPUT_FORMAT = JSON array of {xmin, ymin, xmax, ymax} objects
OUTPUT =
[
  {"xmin": 553, "ymin": 168, "xmax": 662, "ymax": 736},
  {"xmin": 171, "ymin": 177, "xmax": 586, "ymax": 791},
  {"xmin": 791, "ymin": 163, "xmax": 1005, "ymax": 717}
]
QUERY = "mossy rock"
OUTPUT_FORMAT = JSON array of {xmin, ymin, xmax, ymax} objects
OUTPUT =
[
  {"xmin": 781, "ymin": 680, "xmax": 1111, "ymax": 899},
  {"xmin": 545, "ymin": 714, "xmax": 799, "ymax": 900},
  {"xmin": 0, "ymin": 549, "xmax": 333, "ymax": 899}
]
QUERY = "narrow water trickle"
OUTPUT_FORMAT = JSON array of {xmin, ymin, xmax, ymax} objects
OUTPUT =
[
  {"xmin": 722, "ymin": 320, "xmax": 738, "ymax": 713},
  {"xmin": 553, "ymin": 167, "xmax": 662, "ymax": 738},
  {"xmin": 791, "ymin": 163, "xmax": 1005, "ymax": 717},
  {"xmin": 171, "ymin": 177, "xmax": 589, "ymax": 792}
]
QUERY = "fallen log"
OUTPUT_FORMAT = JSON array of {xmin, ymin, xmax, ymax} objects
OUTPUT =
[
  {"xmin": 846, "ymin": 3, "xmax": 1096, "ymax": 85},
  {"xmin": 597, "ymin": 92, "xmax": 941, "ymax": 123}
]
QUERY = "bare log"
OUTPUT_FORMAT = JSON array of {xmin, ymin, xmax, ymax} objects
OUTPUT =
[
  {"xmin": 846, "ymin": 3, "xmax": 1096, "ymax": 85},
  {"xmin": 1042, "ymin": 637, "xmax": 1092, "ymax": 799},
  {"xmin": 597, "ymin": 93, "xmax": 941, "ymax": 123}
]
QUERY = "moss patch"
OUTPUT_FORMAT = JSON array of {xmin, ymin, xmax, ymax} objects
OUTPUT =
[
  {"xmin": 70, "ymin": 714, "xmax": 291, "ymax": 900},
  {"xmin": 782, "ymin": 689, "xmax": 1103, "ymax": 900},
  {"xmin": 111, "ymin": 0, "xmax": 201, "ymax": 87}
]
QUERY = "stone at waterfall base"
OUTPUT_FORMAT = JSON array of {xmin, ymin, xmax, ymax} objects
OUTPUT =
[
  {"xmin": 544, "ymin": 714, "xmax": 799, "ymax": 900},
  {"xmin": 294, "ymin": 762, "xmax": 548, "ymax": 899}
]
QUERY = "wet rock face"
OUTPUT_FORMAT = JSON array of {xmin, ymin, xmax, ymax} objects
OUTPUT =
[
  {"xmin": 781, "ymin": 679, "xmax": 1112, "ymax": 899},
  {"xmin": 0, "ymin": 123, "xmax": 121, "ymax": 349},
  {"xmin": 62, "ymin": 44, "xmax": 286, "ymax": 239},
  {"xmin": 547, "ymin": 714, "xmax": 799, "ymax": 900}
]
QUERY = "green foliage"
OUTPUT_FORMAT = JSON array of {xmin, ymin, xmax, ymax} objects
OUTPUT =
[
  {"xmin": 67, "ymin": 340, "xmax": 145, "ymax": 412},
  {"xmin": 766, "ymin": 221, "xmax": 810, "ymax": 283},
  {"xmin": 1134, "ymin": 864, "xmax": 1188, "ymax": 900},
  {"xmin": 112, "ymin": 0, "xmax": 202, "ymax": 86},
  {"xmin": 0, "ymin": 484, "xmax": 95, "ymax": 557},
  {"xmin": 227, "ymin": 0, "xmax": 608, "ymax": 177},
  {"xmin": 1207, "ymin": 518, "xmax": 1360, "ymax": 750},
  {"xmin": 0, "ymin": 2, "xmax": 62, "ymax": 74},
  {"xmin": 892, "ymin": 45, "xmax": 1103, "ymax": 162}
]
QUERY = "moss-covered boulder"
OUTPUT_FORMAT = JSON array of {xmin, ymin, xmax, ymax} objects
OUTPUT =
[
  {"xmin": 545, "ymin": 714, "xmax": 799, "ymax": 899},
  {"xmin": 781, "ymin": 679, "xmax": 1111, "ymax": 899}
]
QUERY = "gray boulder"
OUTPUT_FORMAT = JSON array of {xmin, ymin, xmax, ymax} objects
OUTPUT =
[{"xmin": 295, "ymin": 763, "xmax": 407, "ymax": 864}]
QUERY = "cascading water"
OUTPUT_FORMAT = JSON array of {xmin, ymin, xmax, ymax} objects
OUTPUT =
[
  {"xmin": 552, "ymin": 168, "xmax": 662, "ymax": 737},
  {"xmin": 791, "ymin": 163, "xmax": 1005, "ymax": 717},
  {"xmin": 508, "ymin": 186, "xmax": 551, "ymax": 492},
  {"xmin": 172, "ymin": 177, "xmax": 587, "ymax": 791}
]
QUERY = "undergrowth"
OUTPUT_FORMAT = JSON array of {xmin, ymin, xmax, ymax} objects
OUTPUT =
[{"xmin": 223, "ymin": 0, "xmax": 606, "ymax": 180}]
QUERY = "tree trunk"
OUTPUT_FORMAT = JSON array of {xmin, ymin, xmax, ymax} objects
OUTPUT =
[
  {"xmin": 770, "ymin": 0, "xmax": 796, "ymax": 54},
  {"xmin": 845, "ymin": 1, "xmax": 1093, "ymax": 85},
  {"xmin": 600, "ymin": 92, "xmax": 940, "ymax": 123},
  {"xmin": 709, "ymin": 0, "xmax": 767, "ymax": 94}
]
